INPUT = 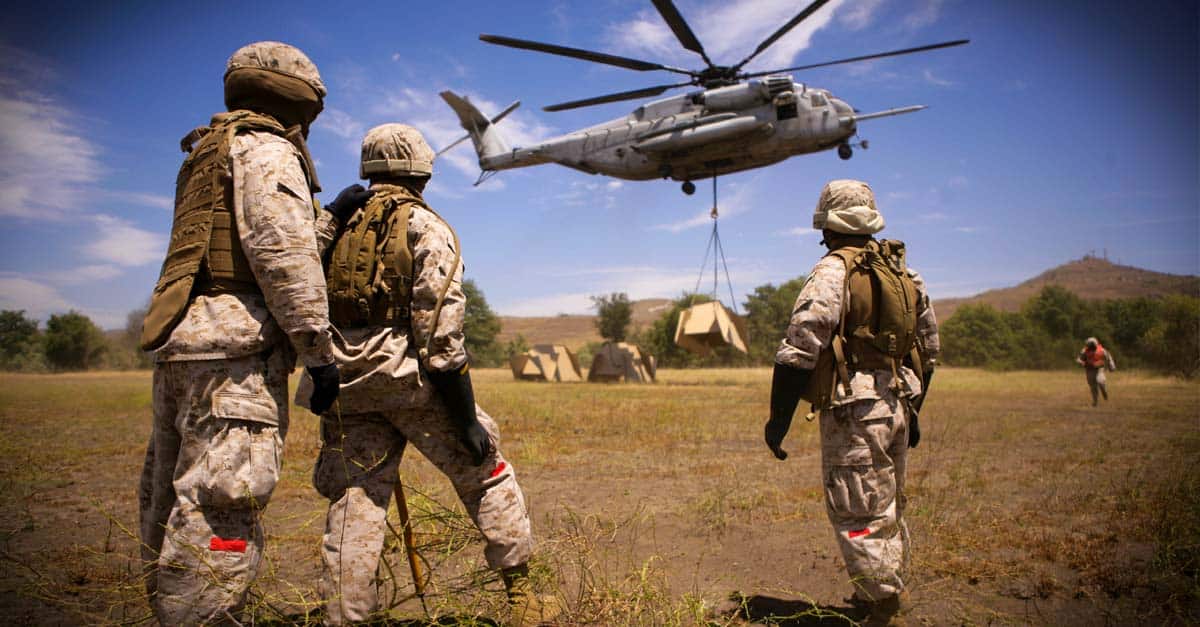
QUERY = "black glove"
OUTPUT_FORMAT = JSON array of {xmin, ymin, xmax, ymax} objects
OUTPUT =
[
  {"xmin": 908, "ymin": 367, "xmax": 934, "ymax": 448},
  {"xmin": 307, "ymin": 363, "xmax": 340, "ymax": 415},
  {"xmin": 426, "ymin": 365, "xmax": 493, "ymax": 466},
  {"xmin": 323, "ymin": 184, "xmax": 374, "ymax": 222},
  {"xmin": 765, "ymin": 364, "xmax": 812, "ymax": 461}
]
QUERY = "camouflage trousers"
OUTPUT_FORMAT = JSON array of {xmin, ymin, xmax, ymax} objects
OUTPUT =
[
  {"xmin": 820, "ymin": 394, "xmax": 910, "ymax": 601},
  {"xmin": 314, "ymin": 404, "xmax": 533, "ymax": 624},
  {"xmin": 1086, "ymin": 368, "xmax": 1109, "ymax": 405},
  {"xmin": 138, "ymin": 349, "xmax": 291, "ymax": 626}
]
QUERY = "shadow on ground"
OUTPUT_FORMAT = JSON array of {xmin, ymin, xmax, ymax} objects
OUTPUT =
[{"xmin": 724, "ymin": 592, "xmax": 863, "ymax": 626}]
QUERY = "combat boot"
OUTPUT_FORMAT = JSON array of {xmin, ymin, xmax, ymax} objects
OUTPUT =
[
  {"xmin": 501, "ymin": 564, "xmax": 562, "ymax": 626},
  {"xmin": 847, "ymin": 591, "xmax": 906, "ymax": 626}
]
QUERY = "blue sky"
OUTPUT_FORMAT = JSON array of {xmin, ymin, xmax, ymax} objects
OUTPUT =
[{"xmin": 1, "ymin": 0, "xmax": 1196, "ymax": 328}]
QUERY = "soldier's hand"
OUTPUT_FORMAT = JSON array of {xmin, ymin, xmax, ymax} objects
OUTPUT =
[
  {"xmin": 426, "ymin": 365, "xmax": 493, "ymax": 466},
  {"xmin": 307, "ymin": 363, "xmax": 341, "ymax": 415},
  {"xmin": 764, "ymin": 418, "xmax": 789, "ymax": 460},
  {"xmin": 324, "ymin": 184, "xmax": 374, "ymax": 221},
  {"xmin": 460, "ymin": 420, "xmax": 494, "ymax": 467}
]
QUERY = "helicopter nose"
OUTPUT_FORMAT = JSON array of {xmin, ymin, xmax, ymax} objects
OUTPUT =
[{"xmin": 831, "ymin": 97, "xmax": 854, "ymax": 116}]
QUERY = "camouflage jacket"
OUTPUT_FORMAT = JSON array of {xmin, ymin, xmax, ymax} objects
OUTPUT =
[
  {"xmin": 776, "ymin": 254, "xmax": 941, "ymax": 405},
  {"xmin": 297, "ymin": 184, "xmax": 467, "ymax": 413},
  {"xmin": 155, "ymin": 130, "xmax": 334, "ymax": 368}
]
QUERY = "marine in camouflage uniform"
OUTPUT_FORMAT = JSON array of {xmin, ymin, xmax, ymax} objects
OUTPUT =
[
  {"xmin": 764, "ymin": 180, "xmax": 940, "ymax": 625},
  {"xmin": 1076, "ymin": 337, "xmax": 1115, "ymax": 406},
  {"xmin": 296, "ymin": 124, "xmax": 550, "ymax": 625},
  {"xmin": 137, "ymin": 42, "xmax": 360, "ymax": 625}
]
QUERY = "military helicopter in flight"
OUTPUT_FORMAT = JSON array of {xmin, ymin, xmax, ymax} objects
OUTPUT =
[{"xmin": 441, "ymin": 0, "xmax": 967, "ymax": 195}]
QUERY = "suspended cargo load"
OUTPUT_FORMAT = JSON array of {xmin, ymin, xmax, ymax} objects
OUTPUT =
[
  {"xmin": 509, "ymin": 344, "xmax": 583, "ymax": 382},
  {"xmin": 674, "ymin": 301, "xmax": 749, "ymax": 356},
  {"xmin": 587, "ymin": 342, "xmax": 656, "ymax": 383}
]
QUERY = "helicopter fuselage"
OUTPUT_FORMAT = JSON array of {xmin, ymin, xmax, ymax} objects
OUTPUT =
[{"xmin": 480, "ymin": 77, "xmax": 856, "ymax": 183}]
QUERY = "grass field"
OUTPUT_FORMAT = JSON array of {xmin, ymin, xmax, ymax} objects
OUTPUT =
[{"xmin": 0, "ymin": 367, "xmax": 1197, "ymax": 625}]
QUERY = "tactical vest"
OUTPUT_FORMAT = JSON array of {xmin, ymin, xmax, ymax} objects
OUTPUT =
[
  {"xmin": 803, "ymin": 239, "xmax": 924, "ymax": 409},
  {"xmin": 140, "ymin": 110, "xmax": 316, "ymax": 351}
]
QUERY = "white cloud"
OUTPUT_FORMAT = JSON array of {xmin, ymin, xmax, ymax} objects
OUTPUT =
[
  {"xmin": 904, "ymin": 0, "xmax": 945, "ymax": 30},
  {"xmin": 494, "ymin": 261, "xmax": 777, "ymax": 316},
  {"xmin": 778, "ymin": 226, "xmax": 821, "ymax": 237},
  {"xmin": 0, "ymin": 89, "xmax": 102, "ymax": 219},
  {"xmin": 606, "ymin": 0, "xmax": 849, "ymax": 71},
  {"xmin": 606, "ymin": 180, "xmax": 624, "ymax": 190},
  {"xmin": 315, "ymin": 107, "xmax": 364, "ymax": 140},
  {"xmin": 84, "ymin": 215, "xmax": 166, "ymax": 267},
  {"xmin": 43, "ymin": 264, "xmax": 123, "ymax": 285},
  {"xmin": 0, "ymin": 51, "xmax": 167, "ymax": 220},
  {"xmin": 0, "ymin": 277, "xmax": 74, "ymax": 321},
  {"xmin": 650, "ymin": 179, "xmax": 756, "ymax": 232},
  {"xmin": 923, "ymin": 68, "xmax": 955, "ymax": 87},
  {"xmin": 954, "ymin": 226, "xmax": 979, "ymax": 233},
  {"xmin": 103, "ymin": 190, "xmax": 174, "ymax": 210},
  {"xmin": 839, "ymin": 0, "xmax": 886, "ymax": 31}
]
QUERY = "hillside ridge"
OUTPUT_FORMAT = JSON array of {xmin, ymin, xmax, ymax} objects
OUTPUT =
[{"xmin": 497, "ymin": 257, "xmax": 1198, "ymax": 349}]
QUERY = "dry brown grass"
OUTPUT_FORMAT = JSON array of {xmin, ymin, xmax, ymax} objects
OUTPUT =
[{"xmin": 0, "ymin": 367, "xmax": 1196, "ymax": 625}]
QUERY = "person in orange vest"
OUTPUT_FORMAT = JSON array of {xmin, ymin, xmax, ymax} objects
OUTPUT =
[{"xmin": 1076, "ymin": 337, "xmax": 1116, "ymax": 406}]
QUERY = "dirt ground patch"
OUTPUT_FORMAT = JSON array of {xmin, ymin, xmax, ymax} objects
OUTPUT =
[{"xmin": 0, "ymin": 367, "xmax": 1197, "ymax": 625}]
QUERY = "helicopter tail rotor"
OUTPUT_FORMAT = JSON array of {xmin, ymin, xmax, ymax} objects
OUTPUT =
[{"xmin": 440, "ymin": 91, "xmax": 514, "ymax": 170}]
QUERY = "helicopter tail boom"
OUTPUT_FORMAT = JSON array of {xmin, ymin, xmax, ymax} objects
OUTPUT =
[{"xmin": 440, "ymin": 91, "xmax": 513, "ymax": 169}]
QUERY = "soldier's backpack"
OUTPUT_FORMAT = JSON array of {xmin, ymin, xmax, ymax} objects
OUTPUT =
[
  {"xmin": 326, "ymin": 193, "xmax": 417, "ymax": 328},
  {"xmin": 803, "ymin": 238, "xmax": 924, "ymax": 409}
]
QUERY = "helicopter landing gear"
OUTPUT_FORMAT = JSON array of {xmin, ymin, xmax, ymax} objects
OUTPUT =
[
  {"xmin": 837, "ymin": 143, "xmax": 853, "ymax": 160},
  {"xmin": 682, "ymin": 180, "xmax": 696, "ymax": 195}
]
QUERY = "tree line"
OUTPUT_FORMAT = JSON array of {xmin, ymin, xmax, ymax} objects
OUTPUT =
[{"xmin": 4, "ymin": 280, "xmax": 1196, "ymax": 378}]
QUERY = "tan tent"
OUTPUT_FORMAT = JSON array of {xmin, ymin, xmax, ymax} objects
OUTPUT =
[
  {"xmin": 674, "ymin": 301, "xmax": 748, "ymax": 356},
  {"xmin": 588, "ymin": 342, "xmax": 656, "ymax": 383},
  {"xmin": 509, "ymin": 344, "xmax": 582, "ymax": 382}
]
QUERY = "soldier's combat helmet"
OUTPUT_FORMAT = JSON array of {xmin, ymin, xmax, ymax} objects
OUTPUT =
[
  {"xmin": 360, "ymin": 123, "xmax": 435, "ymax": 179},
  {"xmin": 812, "ymin": 179, "xmax": 885, "ymax": 235},
  {"xmin": 224, "ymin": 42, "xmax": 326, "ymax": 130}
]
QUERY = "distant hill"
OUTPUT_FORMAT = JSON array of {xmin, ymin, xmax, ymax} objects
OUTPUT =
[
  {"xmin": 495, "ymin": 257, "xmax": 1198, "ymax": 348},
  {"xmin": 497, "ymin": 298, "xmax": 671, "ymax": 349},
  {"xmin": 934, "ymin": 256, "xmax": 1200, "ymax": 320}
]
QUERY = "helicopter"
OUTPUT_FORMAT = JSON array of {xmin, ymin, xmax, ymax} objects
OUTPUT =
[{"xmin": 441, "ymin": 0, "xmax": 967, "ymax": 195}]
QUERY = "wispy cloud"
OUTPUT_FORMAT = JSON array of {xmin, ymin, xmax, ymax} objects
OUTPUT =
[
  {"xmin": 777, "ymin": 226, "xmax": 821, "ymax": 237},
  {"xmin": 102, "ymin": 190, "xmax": 174, "ymax": 211},
  {"xmin": 904, "ymin": 0, "xmax": 946, "ymax": 30},
  {"xmin": 606, "ymin": 0, "xmax": 849, "ymax": 71},
  {"xmin": 954, "ymin": 225, "xmax": 980, "ymax": 233},
  {"xmin": 494, "ymin": 261, "xmax": 778, "ymax": 316},
  {"xmin": 84, "ymin": 215, "xmax": 166, "ymax": 267},
  {"xmin": 0, "ymin": 83, "xmax": 102, "ymax": 219},
  {"xmin": 923, "ymin": 68, "xmax": 955, "ymax": 87},
  {"xmin": 42, "ymin": 264, "xmax": 123, "ymax": 285},
  {"xmin": 650, "ymin": 179, "xmax": 756, "ymax": 232},
  {"xmin": 839, "ymin": 0, "xmax": 886, "ymax": 31},
  {"xmin": 555, "ymin": 179, "xmax": 624, "ymax": 209},
  {"xmin": 0, "ymin": 276, "xmax": 74, "ymax": 321}
]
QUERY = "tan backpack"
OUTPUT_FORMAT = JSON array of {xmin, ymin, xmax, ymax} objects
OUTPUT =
[
  {"xmin": 326, "ymin": 192, "xmax": 417, "ymax": 328},
  {"xmin": 804, "ymin": 239, "xmax": 923, "ymax": 409}
]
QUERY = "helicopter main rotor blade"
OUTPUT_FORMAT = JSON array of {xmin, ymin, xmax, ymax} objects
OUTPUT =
[
  {"xmin": 543, "ymin": 82, "xmax": 694, "ymax": 112},
  {"xmin": 744, "ymin": 39, "xmax": 970, "ymax": 77},
  {"xmin": 650, "ymin": 0, "xmax": 713, "ymax": 66},
  {"xmin": 480, "ymin": 34, "xmax": 695, "ymax": 77},
  {"xmin": 733, "ymin": 0, "xmax": 831, "ymax": 71}
]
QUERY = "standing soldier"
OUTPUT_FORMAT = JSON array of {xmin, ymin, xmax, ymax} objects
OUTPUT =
[
  {"xmin": 1076, "ymin": 337, "xmax": 1115, "ymax": 406},
  {"xmin": 299, "ymin": 123, "xmax": 556, "ymax": 625},
  {"xmin": 763, "ymin": 180, "xmax": 939, "ymax": 625},
  {"xmin": 137, "ymin": 42, "xmax": 370, "ymax": 624}
]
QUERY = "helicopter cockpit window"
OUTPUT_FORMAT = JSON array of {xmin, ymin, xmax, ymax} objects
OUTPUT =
[{"xmin": 810, "ymin": 93, "xmax": 827, "ymax": 107}]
